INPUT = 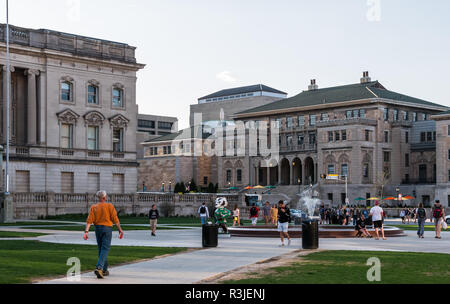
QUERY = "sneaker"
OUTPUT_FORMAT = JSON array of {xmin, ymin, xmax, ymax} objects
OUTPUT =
[
  {"xmin": 288, "ymin": 239, "xmax": 292, "ymax": 246},
  {"xmin": 103, "ymin": 270, "xmax": 110, "ymax": 277},
  {"xmin": 151, "ymin": 232, "xmax": 156, "ymax": 237},
  {"xmin": 279, "ymin": 243, "xmax": 285, "ymax": 247},
  {"xmin": 94, "ymin": 268, "xmax": 104, "ymax": 279}
]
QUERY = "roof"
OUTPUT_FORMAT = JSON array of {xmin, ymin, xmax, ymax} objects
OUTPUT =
[
  {"xmin": 144, "ymin": 126, "xmax": 212, "ymax": 143},
  {"xmin": 235, "ymin": 81, "xmax": 446, "ymax": 116},
  {"xmin": 198, "ymin": 84, "xmax": 287, "ymax": 101}
]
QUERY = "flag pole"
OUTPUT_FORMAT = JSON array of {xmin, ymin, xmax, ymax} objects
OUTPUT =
[{"xmin": 5, "ymin": 0, "xmax": 10, "ymax": 194}]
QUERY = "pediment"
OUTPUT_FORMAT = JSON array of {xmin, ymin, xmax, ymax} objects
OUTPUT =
[
  {"xmin": 56, "ymin": 109, "xmax": 80, "ymax": 124},
  {"xmin": 84, "ymin": 111, "xmax": 106, "ymax": 126},
  {"xmin": 109, "ymin": 114, "xmax": 130, "ymax": 128}
]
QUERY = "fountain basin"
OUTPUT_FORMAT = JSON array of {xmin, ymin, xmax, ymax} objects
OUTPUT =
[{"xmin": 228, "ymin": 225, "xmax": 405, "ymax": 238}]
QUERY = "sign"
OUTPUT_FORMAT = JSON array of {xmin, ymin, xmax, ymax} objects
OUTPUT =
[{"xmin": 327, "ymin": 174, "xmax": 339, "ymax": 180}]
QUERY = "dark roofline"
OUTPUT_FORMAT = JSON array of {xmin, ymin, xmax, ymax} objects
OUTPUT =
[{"xmin": 198, "ymin": 84, "xmax": 287, "ymax": 101}]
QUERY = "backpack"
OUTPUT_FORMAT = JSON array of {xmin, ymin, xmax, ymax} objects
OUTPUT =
[
  {"xmin": 250, "ymin": 207, "xmax": 257, "ymax": 217},
  {"xmin": 200, "ymin": 206, "xmax": 206, "ymax": 214},
  {"xmin": 417, "ymin": 208, "xmax": 426, "ymax": 219},
  {"xmin": 433, "ymin": 206, "xmax": 442, "ymax": 219}
]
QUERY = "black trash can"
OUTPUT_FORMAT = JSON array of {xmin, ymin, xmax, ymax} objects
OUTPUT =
[
  {"xmin": 302, "ymin": 219, "xmax": 319, "ymax": 249},
  {"xmin": 294, "ymin": 216, "xmax": 303, "ymax": 225},
  {"xmin": 202, "ymin": 224, "xmax": 218, "ymax": 248}
]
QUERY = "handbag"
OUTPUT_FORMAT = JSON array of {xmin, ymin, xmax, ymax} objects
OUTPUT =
[{"xmin": 442, "ymin": 220, "xmax": 448, "ymax": 230}]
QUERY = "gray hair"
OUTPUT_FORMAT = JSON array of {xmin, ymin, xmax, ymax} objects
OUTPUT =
[{"xmin": 96, "ymin": 190, "xmax": 107, "ymax": 199}]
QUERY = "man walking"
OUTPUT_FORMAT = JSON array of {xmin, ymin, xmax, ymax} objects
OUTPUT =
[
  {"xmin": 263, "ymin": 202, "xmax": 271, "ymax": 225},
  {"xmin": 369, "ymin": 201, "xmax": 386, "ymax": 240},
  {"xmin": 432, "ymin": 200, "xmax": 445, "ymax": 239},
  {"xmin": 249, "ymin": 203, "xmax": 259, "ymax": 226},
  {"xmin": 416, "ymin": 202, "xmax": 427, "ymax": 239},
  {"xmin": 277, "ymin": 200, "xmax": 291, "ymax": 247},
  {"xmin": 149, "ymin": 204, "xmax": 159, "ymax": 236},
  {"xmin": 198, "ymin": 202, "xmax": 210, "ymax": 225},
  {"xmin": 84, "ymin": 190, "xmax": 124, "ymax": 279}
]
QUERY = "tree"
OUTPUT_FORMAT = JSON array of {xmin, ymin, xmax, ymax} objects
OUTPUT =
[
  {"xmin": 374, "ymin": 170, "xmax": 390, "ymax": 199},
  {"xmin": 160, "ymin": 201, "xmax": 175, "ymax": 217}
]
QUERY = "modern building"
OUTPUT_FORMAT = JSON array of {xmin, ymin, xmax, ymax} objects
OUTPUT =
[
  {"xmin": 189, "ymin": 84, "xmax": 287, "ymax": 127},
  {"xmin": 136, "ymin": 113, "xmax": 178, "ymax": 159},
  {"xmin": 217, "ymin": 72, "xmax": 450, "ymax": 207},
  {"xmin": 0, "ymin": 24, "xmax": 145, "ymax": 194}
]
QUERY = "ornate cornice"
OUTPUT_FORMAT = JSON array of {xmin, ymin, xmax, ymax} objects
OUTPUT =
[
  {"xmin": 56, "ymin": 109, "xmax": 80, "ymax": 125},
  {"xmin": 61, "ymin": 76, "xmax": 74, "ymax": 82},
  {"xmin": 83, "ymin": 111, "xmax": 106, "ymax": 127},
  {"xmin": 109, "ymin": 114, "xmax": 129, "ymax": 128}
]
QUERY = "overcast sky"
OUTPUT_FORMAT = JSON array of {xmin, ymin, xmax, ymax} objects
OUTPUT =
[{"xmin": 3, "ymin": 0, "xmax": 450, "ymax": 129}]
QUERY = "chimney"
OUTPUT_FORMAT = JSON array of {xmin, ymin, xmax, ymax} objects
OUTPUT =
[
  {"xmin": 308, "ymin": 79, "xmax": 318, "ymax": 91},
  {"xmin": 360, "ymin": 71, "xmax": 371, "ymax": 83}
]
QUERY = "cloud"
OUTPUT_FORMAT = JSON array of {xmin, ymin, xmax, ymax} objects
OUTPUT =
[{"xmin": 216, "ymin": 71, "xmax": 238, "ymax": 83}]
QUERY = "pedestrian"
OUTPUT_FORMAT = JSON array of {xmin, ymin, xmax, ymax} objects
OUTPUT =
[
  {"xmin": 416, "ymin": 202, "xmax": 427, "ymax": 239},
  {"xmin": 320, "ymin": 205, "xmax": 325, "ymax": 225},
  {"xmin": 198, "ymin": 202, "xmax": 209, "ymax": 225},
  {"xmin": 277, "ymin": 200, "xmax": 291, "ymax": 247},
  {"xmin": 271, "ymin": 204, "xmax": 278, "ymax": 226},
  {"xmin": 352, "ymin": 208, "xmax": 359, "ymax": 226},
  {"xmin": 432, "ymin": 200, "xmax": 445, "ymax": 239},
  {"xmin": 400, "ymin": 209, "xmax": 405, "ymax": 224},
  {"xmin": 263, "ymin": 201, "xmax": 271, "ymax": 225},
  {"xmin": 355, "ymin": 214, "xmax": 371, "ymax": 238},
  {"xmin": 232, "ymin": 205, "xmax": 240, "ymax": 227},
  {"xmin": 369, "ymin": 201, "xmax": 386, "ymax": 240},
  {"xmin": 84, "ymin": 190, "xmax": 124, "ymax": 279},
  {"xmin": 249, "ymin": 203, "xmax": 259, "ymax": 226},
  {"xmin": 412, "ymin": 207, "xmax": 417, "ymax": 224},
  {"xmin": 149, "ymin": 204, "xmax": 159, "ymax": 236}
]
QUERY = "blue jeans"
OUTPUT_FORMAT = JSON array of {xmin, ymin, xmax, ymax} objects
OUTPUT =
[
  {"xmin": 95, "ymin": 225, "xmax": 112, "ymax": 271},
  {"xmin": 200, "ymin": 216, "xmax": 207, "ymax": 225},
  {"xmin": 417, "ymin": 218, "xmax": 425, "ymax": 236}
]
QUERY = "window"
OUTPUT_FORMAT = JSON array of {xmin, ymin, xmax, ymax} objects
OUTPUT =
[
  {"xmin": 88, "ymin": 85, "xmax": 99, "ymax": 104},
  {"xmin": 412, "ymin": 112, "xmax": 417, "ymax": 122},
  {"xmin": 113, "ymin": 128, "xmax": 124, "ymax": 152},
  {"xmin": 384, "ymin": 108, "xmax": 389, "ymax": 121},
  {"xmin": 226, "ymin": 170, "xmax": 232, "ymax": 183},
  {"xmin": 61, "ymin": 172, "xmax": 74, "ymax": 193},
  {"xmin": 420, "ymin": 132, "xmax": 426, "ymax": 143},
  {"xmin": 353, "ymin": 109, "xmax": 359, "ymax": 118},
  {"xmin": 405, "ymin": 153, "xmax": 409, "ymax": 167},
  {"xmin": 405, "ymin": 131, "xmax": 409, "ymax": 143},
  {"xmin": 297, "ymin": 135, "xmax": 304, "ymax": 145},
  {"xmin": 365, "ymin": 130, "xmax": 370, "ymax": 141},
  {"xmin": 87, "ymin": 126, "xmax": 99, "ymax": 150},
  {"xmin": 359, "ymin": 109, "xmax": 366, "ymax": 118},
  {"xmin": 15, "ymin": 170, "xmax": 30, "ymax": 193},
  {"xmin": 298, "ymin": 116, "xmax": 305, "ymax": 126},
  {"xmin": 328, "ymin": 193, "xmax": 333, "ymax": 201},
  {"xmin": 60, "ymin": 124, "xmax": 73, "ymax": 149},
  {"xmin": 149, "ymin": 147, "xmax": 158, "ymax": 156},
  {"xmin": 341, "ymin": 164, "xmax": 348, "ymax": 177},
  {"xmin": 237, "ymin": 169, "xmax": 242, "ymax": 183},
  {"xmin": 61, "ymin": 82, "xmax": 73, "ymax": 102},
  {"xmin": 393, "ymin": 109, "xmax": 399, "ymax": 121},
  {"xmin": 420, "ymin": 113, "xmax": 426, "ymax": 121},
  {"xmin": 448, "ymin": 149, "xmax": 450, "ymax": 160},
  {"xmin": 167, "ymin": 146, "xmax": 172, "ymax": 155},
  {"xmin": 327, "ymin": 165, "xmax": 335, "ymax": 175},
  {"xmin": 427, "ymin": 132, "xmax": 432, "ymax": 142},
  {"xmin": 402, "ymin": 111, "xmax": 408, "ymax": 121},
  {"xmin": 112, "ymin": 88, "xmax": 124, "ymax": 107},
  {"xmin": 309, "ymin": 115, "xmax": 316, "ymax": 126},
  {"xmin": 275, "ymin": 118, "xmax": 282, "ymax": 128},
  {"xmin": 203, "ymin": 176, "xmax": 208, "ymax": 185},
  {"xmin": 341, "ymin": 130, "xmax": 347, "ymax": 141},
  {"xmin": 287, "ymin": 117, "xmax": 293, "ymax": 128},
  {"xmin": 335, "ymin": 131, "xmax": 340, "ymax": 141},
  {"xmin": 346, "ymin": 110, "xmax": 353, "ymax": 119},
  {"xmin": 321, "ymin": 113, "xmax": 329, "ymax": 121},
  {"xmin": 163, "ymin": 146, "xmax": 167, "ymax": 155},
  {"xmin": 384, "ymin": 131, "xmax": 389, "ymax": 143},
  {"xmin": 363, "ymin": 164, "xmax": 369, "ymax": 178},
  {"xmin": 309, "ymin": 133, "xmax": 316, "ymax": 144},
  {"xmin": 138, "ymin": 120, "xmax": 155, "ymax": 128},
  {"xmin": 448, "ymin": 170, "xmax": 450, "ymax": 182},
  {"xmin": 158, "ymin": 121, "xmax": 173, "ymax": 130},
  {"xmin": 433, "ymin": 131, "xmax": 436, "ymax": 142},
  {"xmin": 328, "ymin": 131, "xmax": 334, "ymax": 142},
  {"xmin": 286, "ymin": 135, "xmax": 293, "ymax": 146},
  {"xmin": 384, "ymin": 151, "xmax": 390, "ymax": 162},
  {"xmin": 448, "ymin": 125, "xmax": 450, "ymax": 136}
]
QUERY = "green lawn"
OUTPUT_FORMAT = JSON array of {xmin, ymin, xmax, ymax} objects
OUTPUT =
[
  {"xmin": 0, "ymin": 231, "xmax": 47, "ymax": 238},
  {"xmin": 0, "ymin": 240, "xmax": 187, "ymax": 284},
  {"xmin": 224, "ymin": 250, "xmax": 450, "ymax": 284},
  {"xmin": 394, "ymin": 224, "xmax": 441, "ymax": 232}
]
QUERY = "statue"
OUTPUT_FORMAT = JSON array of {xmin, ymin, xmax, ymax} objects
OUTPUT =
[{"xmin": 214, "ymin": 197, "xmax": 232, "ymax": 233}]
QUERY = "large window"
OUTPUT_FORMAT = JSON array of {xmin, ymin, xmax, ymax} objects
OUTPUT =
[
  {"xmin": 237, "ymin": 169, "xmax": 242, "ymax": 183},
  {"xmin": 341, "ymin": 130, "xmax": 347, "ymax": 141},
  {"xmin": 341, "ymin": 164, "xmax": 348, "ymax": 177},
  {"xmin": 87, "ymin": 126, "xmax": 99, "ymax": 150},
  {"xmin": 321, "ymin": 113, "xmax": 329, "ymax": 121},
  {"xmin": 384, "ymin": 151, "xmax": 390, "ymax": 162},
  {"xmin": 309, "ymin": 115, "xmax": 316, "ymax": 126},
  {"xmin": 158, "ymin": 121, "xmax": 173, "ymax": 130},
  {"xmin": 384, "ymin": 108, "xmax": 389, "ymax": 121},
  {"xmin": 60, "ymin": 124, "xmax": 73, "ymax": 149},
  {"xmin": 405, "ymin": 153, "xmax": 410, "ymax": 167},
  {"xmin": 113, "ymin": 128, "xmax": 124, "ymax": 152},
  {"xmin": 384, "ymin": 131, "xmax": 389, "ymax": 143},
  {"xmin": 328, "ymin": 131, "xmax": 333, "ymax": 142},
  {"xmin": 286, "ymin": 135, "xmax": 293, "ymax": 146},
  {"xmin": 297, "ymin": 135, "xmax": 304, "ymax": 145},
  {"xmin": 61, "ymin": 82, "xmax": 73, "ymax": 102},
  {"xmin": 88, "ymin": 85, "xmax": 99, "ymax": 104},
  {"xmin": 138, "ymin": 120, "xmax": 156, "ymax": 128},
  {"xmin": 112, "ymin": 88, "xmax": 124, "ymax": 107},
  {"xmin": 335, "ymin": 131, "xmax": 340, "ymax": 141},
  {"xmin": 393, "ymin": 109, "xmax": 399, "ymax": 121},
  {"xmin": 363, "ymin": 164, "xmax": 369, "ymax": 178},
  {"xmin": 226, "ymin": 170, "xmax": 232, "ymax": 183},
  {"xmin": 365, "ymin": 130, "xmax": 370, "ymax": 141},
  {"xmin": 309, "ymin": 133, "xmax": 316, "ymax": 144},
  {"xmin": 286, "ymin": 117, "xmax": 293, "ymax": 128},
  {"xmin": 327, "ymin": 165, "xmax": 335, "ymax": 175},
  {"xmin": 298, "ymin": 116, "xmax": 305, "ymax": 126},
  {"xmin": 61, "ymin": 172, "xmax": 74, "ymax": 193}
]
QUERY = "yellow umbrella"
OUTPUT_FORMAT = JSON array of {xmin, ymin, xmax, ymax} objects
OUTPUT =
[
  {"xmin": 368, "ymin": 197, "xmax": 380, "ymax": 201},
  {"xmin": 252, "ymin": 185, "xmax": 265, "ymax": 189}
]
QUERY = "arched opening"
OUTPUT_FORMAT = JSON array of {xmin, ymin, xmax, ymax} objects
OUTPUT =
[
  {"xmin": 304, "ymin": 157, "xmax": 315, "ymax": 185},
  {"xmin": 269, "ymin": 159, "xmax": 279, "ymax": 186},
  {"xmin": 280, "ymin": 158, "xmax": 291, "ymax": 185},
  {"xmin": 292, "ymin": 157, "xmax": 302, "ymax": 185}
]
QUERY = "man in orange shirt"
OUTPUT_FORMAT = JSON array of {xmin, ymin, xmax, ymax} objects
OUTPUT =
[{"xmin": 84, "ymin": 190, "xmax": 124, "ymax": 279}]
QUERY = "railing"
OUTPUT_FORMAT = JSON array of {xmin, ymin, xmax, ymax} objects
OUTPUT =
[{"xmin": 280, "ymin": 143, "xmax": 317, "ymax": 152}]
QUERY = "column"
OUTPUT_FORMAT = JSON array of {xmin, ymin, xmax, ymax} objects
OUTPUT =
[
  {"xmin": 266, "ymin": 166, "xmax": 270, "ymax": 186},
  {"xmin": 25, "ymin": 69, "xmax": 39, "ymax": 145},
  {"xmin": 2, "ymin": 65, "xmax": 15, "ymax": 143},
  {"xmin": 289, "ymin": 160, "xmax": 294, "ymax": 185},
  {"xmin": 278, "ymin": 164, "xmax": 282, "ymax": 184},
  {"xmin": 38, "ymin": 71, "xmax": 46, "ymax": 145}
]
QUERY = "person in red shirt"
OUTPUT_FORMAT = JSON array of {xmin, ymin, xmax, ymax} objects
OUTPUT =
[
  {"xmin": 84, "ymin": 190, "xmax": 124, "ymax": 279},
  {"xmin": 249, "ymin": 204, "xmax": 260, "ymax": 226}
]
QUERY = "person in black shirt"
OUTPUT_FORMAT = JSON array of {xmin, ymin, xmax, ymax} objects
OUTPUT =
[
  {"xmin": 277, "ymin": 201, "xmax": 291, "ymax": 247},
  {"xmin": 355, "ymin": 214, "xmax": 371, "ymax": 238},
  {"xmin": 149, "ymin": 204, "xmax": 159, "ymax": 236}
]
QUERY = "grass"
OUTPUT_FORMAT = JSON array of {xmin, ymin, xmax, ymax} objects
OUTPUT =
[
  {"xmin": 0, "ymin": 222, "xmax": 73, "ymax": 226},
  {"xmin": 393, "ymin": 224, "xmax": 443, "ymax": 232},
  {"xmin": 0, "ymin": 231, "xmax": 47, "ymax": 238},
  {"xmin": 0, "ymin": 240, "xmax": 188, "ymax": 284},
  {"xmin": 223, "ymin": 250, "xmax": 450, "ymax": 284}
]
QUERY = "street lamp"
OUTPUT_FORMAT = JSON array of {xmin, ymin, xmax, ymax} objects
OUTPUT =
[
  {"xmin": 142, "ymin": 182, "xmax": 146, "ymax": 192},
  {"xmin": 169, "ymin": 182, "xmax": 172, "ymax": 193}
]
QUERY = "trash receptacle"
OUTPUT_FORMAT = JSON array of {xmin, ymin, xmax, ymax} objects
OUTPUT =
[
  {"xmin": 302, "ymin": 219, "xmax": 319, "ymax": 249},
  {"xmin": 202, "ymin": 224, "xmax": 218, "ymax": 248}
]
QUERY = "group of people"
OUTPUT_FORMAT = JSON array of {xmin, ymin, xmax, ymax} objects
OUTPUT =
[{"xmin": 320, "ymin": 205, "xmax": 372, "ymax": 226}]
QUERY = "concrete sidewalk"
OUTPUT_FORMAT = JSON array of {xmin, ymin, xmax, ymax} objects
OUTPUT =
[{"xmin": 34, "ymin": 227, "xmax": 450, "ymax": 284}]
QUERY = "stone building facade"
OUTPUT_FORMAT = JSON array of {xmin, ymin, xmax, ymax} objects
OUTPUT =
[
  {"xmin": 217, "ymin": 73, "xmax": 450, "ymax": 207},
  {"xmin": 0, "ymin": 24, "xmax": 145, "ymax": 194}
]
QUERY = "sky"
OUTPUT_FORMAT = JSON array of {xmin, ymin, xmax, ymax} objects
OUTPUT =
[{"xmin": 2, "ymin": 0, "xmax": 450, "ymax": 129}]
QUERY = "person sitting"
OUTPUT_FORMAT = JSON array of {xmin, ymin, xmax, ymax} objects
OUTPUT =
[{"xmin": 355, "ymin": 214, "xmax": 371, "ymax": 238}]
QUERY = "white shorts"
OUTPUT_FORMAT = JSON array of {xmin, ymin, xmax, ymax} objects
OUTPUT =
[
  {"xmin": 251, "ymin": 217, "xmax": 258, "ymax": 225},
  {"xmin": 278, "ymin": 222, "xmax": 289, "ymax": 233}
]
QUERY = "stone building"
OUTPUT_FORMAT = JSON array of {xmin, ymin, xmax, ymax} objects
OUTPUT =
[
  {"xmin": 0, "ymin": 24, "xmax": 145, "ymax": 194},
  {"xmin": 218, "ymin": 72, "xmax": 450, "ymax": 207},
  {"xmin": 138, "ymin": 126, "xmax": 217, "ymax": 192}
]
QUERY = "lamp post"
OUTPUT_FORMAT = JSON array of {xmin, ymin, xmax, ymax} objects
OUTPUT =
[
  {"xmin": 169, "ymin": 181, "xmax": 172, "ymax": 193},
  {"xmin": 142, "ymin": 182, "xmax": 146, "ymax": 192}
]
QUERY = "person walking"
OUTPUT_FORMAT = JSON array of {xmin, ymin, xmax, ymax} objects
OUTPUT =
[
  {"xmin": 263, "ymin": 202, "xmax": 271, "ymax": 225},
  {"xmin": 432, "ymin": 200, "xmax": 445, "ymax": 239},
  {"xmin": 277, "ymin": 200, "xmax": 291, "ymax": 247},
  {"xmin": 149, "ymin": 204, "xmax": 159, "ymax": 236},
  {"xmin": 232, "ymin": 205, "xmax": 240, "ymax": 227},
  {"xmin": 84, "ymin": 190, "xmax": 124, "ymax": 279},
  {"xmin": 400, "ymin": 209, "xmax": 406, "ymax": 224},
  {"xmin": 198, "ymin": 202, "xmax": 210, "ymax": 225},
  {"xmin": 249, "ymin": 203, "xmax": 259, "ymax": 226},
  {"xmin": 271, "ymin": 204, "xmax": 278, "ymax": 226},
  {"xmin": 416, "ymin": 203, "xmax": 427, "ymax": 239},
  {"xmin": 369, "ymin": 201, "xmax": 386, "ymax": 240}
]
